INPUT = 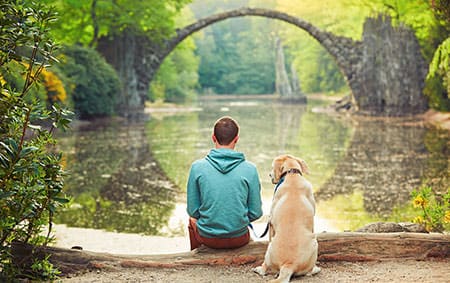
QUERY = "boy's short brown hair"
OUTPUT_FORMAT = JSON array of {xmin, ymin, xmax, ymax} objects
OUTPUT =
[{"xmin": 214, "ymin": 116, "xmax": 239, "ymax": 145}]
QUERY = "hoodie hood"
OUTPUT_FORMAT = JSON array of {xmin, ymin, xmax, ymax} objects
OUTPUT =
[{"xmin": 205, "ymin": 148, "xmax": 245, "ymax": 174}]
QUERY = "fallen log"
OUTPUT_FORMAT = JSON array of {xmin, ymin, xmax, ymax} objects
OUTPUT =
[
  {"xmin": 11, "ymin": 232, "xmax": 450, "ymax": 275},
  {"xmin": 317, "ymin": 232, "xmax": 449, "ymax": 261}
]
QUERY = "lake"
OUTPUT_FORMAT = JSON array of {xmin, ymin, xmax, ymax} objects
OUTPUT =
[{"xmin": 55, "ymin": 97, "xmax": 449, "ymax": 239}]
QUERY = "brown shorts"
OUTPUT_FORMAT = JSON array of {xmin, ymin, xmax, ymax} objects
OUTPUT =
[{"xmin": 188, "ymin": 217, "xmax": 250, "ymax": 250}]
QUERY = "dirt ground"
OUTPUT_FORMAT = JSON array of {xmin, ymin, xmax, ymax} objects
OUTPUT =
[{"xmin": 62, "ymin": 258, "xmax": 449, "ymax": 283}]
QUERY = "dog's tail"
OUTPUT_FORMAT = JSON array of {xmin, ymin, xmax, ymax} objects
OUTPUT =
[{"xmin": 271, "ymin": 266, "xmax": 293, "ymax": 283}]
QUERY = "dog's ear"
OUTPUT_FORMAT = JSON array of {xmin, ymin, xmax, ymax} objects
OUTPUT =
[
  {"xmin": 296, "ymin": 157, "xmax": 309, "ymax": 175},
  {"xmin": 271, "ymin": 156, "xmax": 285, "ymax": 183}
]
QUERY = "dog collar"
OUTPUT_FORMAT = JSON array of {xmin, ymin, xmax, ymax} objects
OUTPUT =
[
  {"xmin": 274, "ymin": 168, "xmax": 302, "ymax": 193},
  {"xmin": 279, "ymin": 168, "xmax": 303, "ymax": 179}
]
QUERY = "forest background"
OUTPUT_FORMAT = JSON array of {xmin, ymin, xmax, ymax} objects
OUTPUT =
[{"xmin": 2, "ymin": 0, "xmax": 449, "ymax": 118}]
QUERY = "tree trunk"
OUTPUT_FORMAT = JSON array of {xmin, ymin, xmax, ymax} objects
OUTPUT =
[{"xmin": 11, "ymin": 232, "xmax": 449, "ymax": 275}]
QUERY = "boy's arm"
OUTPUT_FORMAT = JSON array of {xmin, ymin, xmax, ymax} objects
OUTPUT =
[
  {"xmin": 186, "ymin": 165, "xmax": 201, "ymax": 219},
  {"xmin": 247, "ymin": 169, "xmax": 263, "ymax": 222}
]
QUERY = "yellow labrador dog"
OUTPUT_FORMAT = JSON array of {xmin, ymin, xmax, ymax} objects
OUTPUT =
[{"xmin": 253, "ymin": 154, "xmax": 320, "ymax": 283}]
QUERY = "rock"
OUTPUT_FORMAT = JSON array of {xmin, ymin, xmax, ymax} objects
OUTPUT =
[{"xmin": 355, "ymin": 222, "xmax": 427, "ymax": 233}]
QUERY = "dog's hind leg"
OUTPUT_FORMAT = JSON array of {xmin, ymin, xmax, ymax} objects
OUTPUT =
[
  {"xmin": 306, "ymin": 265, "xmax": 321, "ymax": 276},
  {"xmin": 270, "ymin": 266, "xmax": 294, "ymax": 283},
  {"xmin": 252, "ymin": 263, "xmax": 268, "ymax": 276}
]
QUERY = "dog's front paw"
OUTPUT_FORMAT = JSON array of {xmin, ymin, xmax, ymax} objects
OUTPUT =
[{"xmin": 252, "ymin": 265, "xmax": 266, "ymax": 276}]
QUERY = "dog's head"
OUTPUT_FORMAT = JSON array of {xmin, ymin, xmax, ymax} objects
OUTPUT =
[{"xmin": 270, "ymin": 154, "xmax": 309, "ymax": 184}]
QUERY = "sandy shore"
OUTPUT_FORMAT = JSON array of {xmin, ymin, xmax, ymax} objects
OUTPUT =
[
  {"xmin": 51, "ymin": 224, "xmax": 190, "ymax": 255},
  {"xmin": 51, "ymin": 216, "xmax": 337, "ymax": 255},
  {"xmin": 62, "ymin": 258, "xmax": 450, "ymax": 282}
]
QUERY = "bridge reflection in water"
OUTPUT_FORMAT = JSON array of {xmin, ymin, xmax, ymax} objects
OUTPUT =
[{"xmin": 56, "ymin": 98, "xmax": 449, "ymax": 237}]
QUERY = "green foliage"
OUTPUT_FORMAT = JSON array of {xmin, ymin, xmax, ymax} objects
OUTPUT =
[
  {"xmin": 427, "ymin": 37, "xmax": 450, "ymax": 103},
  {"xmin": 149, "ymin": 7, "xmax": 199, "ymax": 103},
  {"xmin": 276, "ymin": 0, "xmax": 369, "ymax": 94},
  {"xmin": 59, "ymin": 45, "xmax": 121, "ymax": 119},
  {"xmin": 424, "ymin": 74, "xmax": 450, "ymax": 111},
  {"xmin": 429, "ymin": 37, "xmax": 450, "ymax": 78},
  {"xmin": 314, "ymin": 49, "xmax": 347, "ymax": 93},
  {"xmin": 190, "ymin": 0, "xmax": 276, "ymax": 95},
  {"xmin": 41, "ymin": 0, "xmax": 193, "ymax": 46},
  {"xmin": 430, "ymin": 0, "xmax": 450, "ymax": 23},
  {"xmin": 30, "ymin": 255, "xmax": 60, "ymax": 281},
  {"xmin": 0, "ymin": 0, "xmax": 72, "ymax": 279},
  {"xmin": 150, "ymin": 52, "xmax": 198, "ymax": 103},
  {"xmin": 0, "ymin": 61, "xmax": 48, "ymax": 104},
  {"xmin": 411, "ymin": 186, "xmax": 450, "ymax": 232},
  {"xmin": 289, "ymin": 44, "xmax": 346, "ymax": 93}
]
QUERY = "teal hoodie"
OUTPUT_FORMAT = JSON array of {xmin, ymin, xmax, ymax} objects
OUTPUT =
[{"xmin": 187, "ymin": 148, "xmax": 263, "ymax": 238}]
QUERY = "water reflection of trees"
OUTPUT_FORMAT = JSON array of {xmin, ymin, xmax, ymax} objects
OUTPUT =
[
  {"xmin": 422, "ymin": 129, "xmax": 450, "ymax": 193},
  {"xmin": 56, "ymin": 120, "xmax": 178, "ymax": 235},
  {"xmin": 58, "ymin": 103, "xmax": 449, "ymax": 234},
  {"xmin": 274, "ymin": 104, "xmax": 306, "ymax": 153},
  {"xmin": 316, "ymin": 120, "xmax": 449, "ymax": 217}
]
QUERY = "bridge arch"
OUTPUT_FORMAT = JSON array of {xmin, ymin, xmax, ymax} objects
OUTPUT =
[
  {"xmin": 99, "ymin": 7, "xmax": 427, "ymax": 116},
  {"xmin": 161, "ymin": 8, "xmax": 361, "ymax": 95}
]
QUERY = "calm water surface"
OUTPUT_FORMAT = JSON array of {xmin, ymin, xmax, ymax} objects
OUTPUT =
[{"xmin": 56, "ymin": 98, "xmax": 449, "ymax": 236}]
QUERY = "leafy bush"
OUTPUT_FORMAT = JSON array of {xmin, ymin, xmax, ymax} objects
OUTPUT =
[
  {"xmin": 425, "ymin": 37, "xmax": 450, "ymax": 111},
  {"xmin": 411, "ymin": 186, "xmax": 450, "ymax": 232},
  {"xmin": 0, "ymin": 1, "xmax": 71, "ymax": 279},
  {"xmin": 424, "ymin": 75, "xmax": 450, "ymax": 111},
  {"xmin": 0, "ymin": 61, "xmax": 48, "ymax": 104},
  {"xmin": 0, "ymin": 62, "xmax": 70, "ymax": 110},
  {"xmin": 40, "ymin": 67, "xmax": 68, "ymax": 104},
  {"xmin": 59, "ymin": 45, "xmax": 121, "ymax": 119}
]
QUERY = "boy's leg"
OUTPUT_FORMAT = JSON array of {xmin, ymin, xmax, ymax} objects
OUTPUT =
[
  {"xmin": 188, "ymin": 217, "xmax": 250, "ymax": 250},
  {"xmin": 200, "ymin": 230, "xmax": 250, "ymax": 249},
  {"xmin": 188, "ymin": 217, "xmax": 202, "ymax": 250}
]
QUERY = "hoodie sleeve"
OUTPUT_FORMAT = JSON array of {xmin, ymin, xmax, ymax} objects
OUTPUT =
[
  {"xmin": 247, "ymin": 167, "xmax": 263, "ymax": 222},
  {"xmin": 186, "ymin": 164, "xmax": 201, "ymax": 219}
]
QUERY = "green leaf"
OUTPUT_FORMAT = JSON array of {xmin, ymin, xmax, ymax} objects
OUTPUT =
[
  {"xmin": 0, "ymin": 191, "xmax": 14, "ymax": 199},
  {"xmin": 0, "ymin": 152, "xmax": 11, "ymax": 167},
  {"xmin": 19, "ymin": 146, "xmax": 39, "ymax": 158},
  {"xmin": 12, "ymin": 165, "xmax": 27, "ymax": 174},
  {"xmin": 8, "ymin": 138, "xmax": 18, "ymax": 153},
  {"xmin": 0, "ymin": 140, "xmax": 16, "ymax": 159},
  {"xmin": 53, "ymin": 197, "xmax": 70, "ymax": 204},
  {"xmin": 48, "ymin": 203, "xmax": 56, "ymax": 213},
  {"xmin": 28, "ymin": 124, "xmax": 42, "ymax": 130}
]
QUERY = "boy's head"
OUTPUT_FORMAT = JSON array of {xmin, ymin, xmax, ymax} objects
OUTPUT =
[{"xmin": 213, "ymin": 116, "xmax": 239, "ymax": 146}]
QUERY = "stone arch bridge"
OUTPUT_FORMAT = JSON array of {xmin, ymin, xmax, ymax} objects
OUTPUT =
[{"xmin": 98, "ymin": 7, "xmax": 428, "ymax": 117}]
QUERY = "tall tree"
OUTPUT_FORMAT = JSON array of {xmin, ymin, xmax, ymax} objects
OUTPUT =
[
  {"xmin": 43, "ymin": 0, "xmax": 192, "ymax": 46},
  {"xmin": 40, "ymin": 0, "xmax": 195, "ymax": 110}
]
